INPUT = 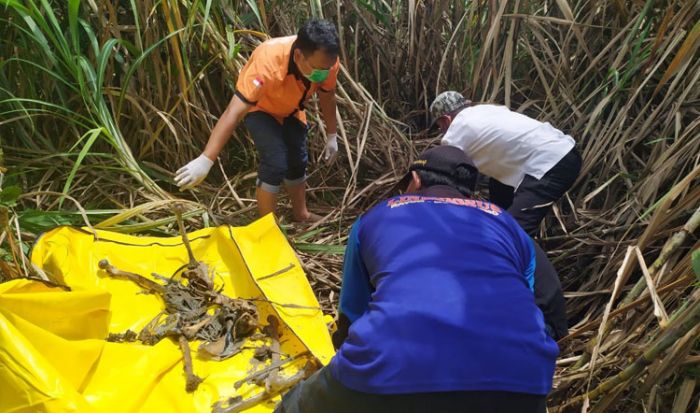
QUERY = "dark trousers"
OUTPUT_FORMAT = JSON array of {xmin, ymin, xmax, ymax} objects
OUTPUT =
[
  {"xmin": 490, "ymin": 147, "xmax": 581, "ymax": 236},
  {"xmin": 244, "ymin": 111, "xmax": 308, "ymax": 192},
  {"xmin": 275, "ymin": 366, "xmax": 547, "ymax": 413}
]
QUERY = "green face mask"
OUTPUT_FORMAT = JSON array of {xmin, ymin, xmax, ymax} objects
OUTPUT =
[{"xmin": 305, "ymin": 68, "xmax": 330, "ymax": 83}]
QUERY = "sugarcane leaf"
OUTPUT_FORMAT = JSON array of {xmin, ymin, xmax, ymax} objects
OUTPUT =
[
  {"xmin": 692, "ymin": 248, "xmax": 700, "ymax": 282},
  {"xmin": 0, "ymin": 186, "xmax": 21, "ymax": 207}
]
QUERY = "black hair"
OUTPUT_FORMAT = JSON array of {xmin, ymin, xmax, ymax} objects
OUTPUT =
[
  {"xmin": 295, "ymin": 19, "xmax": 340, "ymax": 57},
  {"xmin": 416, "ymin": 165, "xmax": 478, "ymax": 197}
]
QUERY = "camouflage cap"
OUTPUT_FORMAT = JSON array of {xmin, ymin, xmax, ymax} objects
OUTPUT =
[{"xmin": 429, "ymin": 91, "xmax": 469, "ymax": 126}]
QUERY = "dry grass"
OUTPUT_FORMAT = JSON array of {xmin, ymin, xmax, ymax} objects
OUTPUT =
[{"xmin": 1, "ymin": 1, "xmax": 699, "ymax": 411}]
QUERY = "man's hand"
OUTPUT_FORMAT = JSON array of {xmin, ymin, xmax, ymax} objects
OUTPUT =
[
  {"xmin": 332, "ymin": 313, "xmax": 351, "ymax": 350},
  {"xmin": 175, "ymin": 154, "xmax": 214, "ymax": 190},
  {"xmin": 323, "ymin": 133, "xmax": 338, "ymax": 162}
]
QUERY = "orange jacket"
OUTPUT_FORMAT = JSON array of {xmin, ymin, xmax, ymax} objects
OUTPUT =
[{"xmin": 235, "ymin": 35, "xmax": 339, "ymax": 125}]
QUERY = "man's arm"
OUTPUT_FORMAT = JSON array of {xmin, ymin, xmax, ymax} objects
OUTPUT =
[
  {"xmin": 317, "ymin": 90, "xmax": 337, "ymax": 135},
  {"xmin": 176, "ymin": 43, "xmax": 267, "ymax": 190},
  {"xmin": 203, "ymin": 95, "xmax": 253, "ymax": 160},
  {"xmin": 175, "ymin": 95, "xmax": 252, "ymax": 190},
  {"xmin": 532, "ymin": 241, "xmax": 568, "ymax": 340},
  {"xmin": 333, "ymin": 219, "xmax": 373, "ymax": 349},
  {"xmin": 318, "ymin": 90, "xmax": 339, "ymax": 161}
]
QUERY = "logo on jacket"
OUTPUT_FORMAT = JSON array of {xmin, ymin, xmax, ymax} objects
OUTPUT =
[{"xmin": 387, "ymin": 196, "xmax": 502, "ymax": 215}]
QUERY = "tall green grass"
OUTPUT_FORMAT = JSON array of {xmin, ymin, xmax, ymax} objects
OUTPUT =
[
  {"xmin": 1, "ymin": 1, "xmax": 171, "ymax": 201},
  {"xmin": 0, "ymin": 1, "xmax": 279, "ymax": 210}
]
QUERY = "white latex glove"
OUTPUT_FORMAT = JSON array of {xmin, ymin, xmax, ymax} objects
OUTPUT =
[
  {"xmin": 323, "ymin": 133, "xmax": 338, "ymax": 162},
  {"xmin": 175, "ymin": 154, "xmax": 214, "ymax": 190}
]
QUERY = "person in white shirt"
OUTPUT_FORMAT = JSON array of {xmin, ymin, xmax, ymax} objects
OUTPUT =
[{"xmin": 430, "ymin": 91, "xmax": 581, "ymax": 236}]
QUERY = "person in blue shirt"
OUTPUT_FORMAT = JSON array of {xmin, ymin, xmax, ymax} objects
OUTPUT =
[{"xmin": 275, "ymin": 145, "xmax": 566, "ymax": 413}]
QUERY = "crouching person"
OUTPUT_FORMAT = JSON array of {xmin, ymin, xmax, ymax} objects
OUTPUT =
[{"xmin": 275, "ymin": 146, "xmax": 566, "ymax": 413}]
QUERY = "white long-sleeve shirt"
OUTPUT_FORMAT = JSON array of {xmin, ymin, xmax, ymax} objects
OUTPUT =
[{"xmin": 441, "ymin": 104, "xmax": 575, "ymax": 189}]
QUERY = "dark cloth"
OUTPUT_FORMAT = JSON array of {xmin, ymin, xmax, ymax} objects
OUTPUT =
[
  {"xmin": 275, "ymin": 366, "xmax": 547, "ymax": 413},
  {"xmin": 332, "ymin": 312, "xmax": 351, "ymax": 350},
  {"xmin": 488, "ymin": 178, "xmax": 516, "ymax": 210},
  {"xmin": 489, "ymin": 147, "xmax": 582, "ymax": 236},
  {"xmin": 244, "ymin": 111, "xmax": 308, "ymax": 187},
  {"xmin": 416, "ymin": 184, "xmax": 465, "ymax": 198},
  {"xmin": 532, "ymin": 242, "xmax": 568, "ymax": 339}
]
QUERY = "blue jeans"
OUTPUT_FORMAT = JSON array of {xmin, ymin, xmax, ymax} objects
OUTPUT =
[{"xmin": 244, "ymin": 111, "xmax": 308, "ymax": 193}]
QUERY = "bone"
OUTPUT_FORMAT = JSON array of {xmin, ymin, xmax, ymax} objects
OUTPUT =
[
  {"xmin": 263, "ymin": 315, "xmax": 285, "ymax": 392},
  {"xmin": 180, "ymin": 314, "xmax": 215, "ymax": 339},
  {"xmin": 198, "ymin": 318, "xmax": 245, "ymax": 360},
  {"xmin": 179, "ymin": 335, "xmax": 204, "ymax": 392},
  {"xmin": 213, "ymin": 361, "xmax": 312, "ymax": 413},
  {"xmin": 99, "ymin": 207, "xmax": 262, "ymax": 394},
  {"xmin": 172, "ymin": 205, "xmax": 199, "ymax": 270},
  {"xmin": 98, "ymin": 259, "xmax": 164, "ymax": 294}
]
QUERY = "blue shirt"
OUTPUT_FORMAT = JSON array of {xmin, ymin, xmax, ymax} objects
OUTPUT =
[{"xmin": 330, "ymin": 189, "xmax": 559, "ymax": 395}]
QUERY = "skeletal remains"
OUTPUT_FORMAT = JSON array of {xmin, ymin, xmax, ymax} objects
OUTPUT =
[{"xmin": 99, "ymin": 206, "xmax": 313, "ymax": 410}]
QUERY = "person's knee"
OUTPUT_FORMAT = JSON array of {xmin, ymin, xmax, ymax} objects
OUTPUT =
[
  {"xmin": 286, "ymin": 148, "xmax": 308, "ymax": 182},
  {"xmin": 257, "ymin": 149, "xmax": 288, "ymax": 192},
  {"xmin": 276, "ymin": 367, "xmax": 343, "ymax": 413},
  {"xmin": 508, "ymin": 207, "xmax": 546, "ymax": 236},
  {"xmin": 284, "ymin": 175, "xmax": 306, "ymax": 188},
  {"xmin": 285, "ymin": 162, "xmax": 307, "ymax": 184}
]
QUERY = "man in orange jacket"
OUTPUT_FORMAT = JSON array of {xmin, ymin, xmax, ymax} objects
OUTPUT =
[{"xmin": 175, "ymin": 19, "xmax": 341, "ymax": 222}]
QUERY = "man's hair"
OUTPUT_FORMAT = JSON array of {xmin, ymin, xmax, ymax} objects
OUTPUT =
[
  {"xmin": 296, "ymin": 19, "xmax": 340, "ymax": 57},
  {"xmin": 416, "ymin": 165, "xmax": 477, "ymax": 197}
]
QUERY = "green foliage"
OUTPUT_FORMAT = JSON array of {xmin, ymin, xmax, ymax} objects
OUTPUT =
[
  {"xmin": 17, "ymin": 209, "xmax": 80, "ymax": 233},
  {"xmin": 0, "ymin": 186, "xmax": 21, "ymax": 207},
  {"xmin": 356, "ymin": 0, "xmax": 391, "ymax": 26},
  {"xmin": 294, "ymin": 242, "xmax": 345, "ymax": 255}
]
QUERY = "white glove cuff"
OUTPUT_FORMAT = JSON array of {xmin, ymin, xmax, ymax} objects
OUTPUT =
[{"xmin": 197, "ymin": 154, "xmax": 214, "ymax": 168}]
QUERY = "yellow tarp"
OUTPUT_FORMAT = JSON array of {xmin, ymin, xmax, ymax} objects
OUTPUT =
[{"xmin": 0, "ymin": 214, "xmax": 334, "ymax": 413}]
